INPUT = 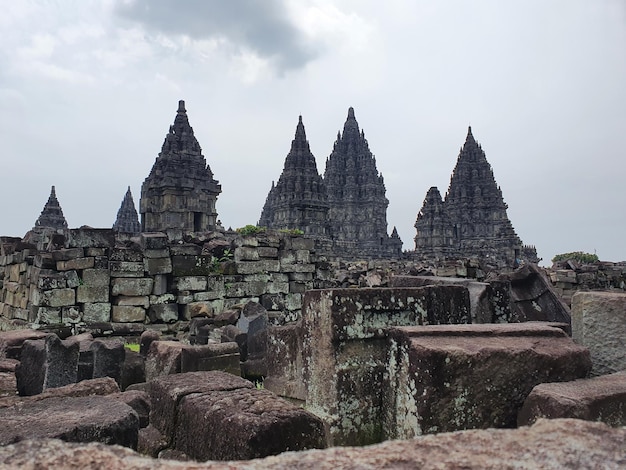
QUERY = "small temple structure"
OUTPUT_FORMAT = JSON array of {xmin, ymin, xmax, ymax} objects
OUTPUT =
[
  {"xmin": 33, "ymin": 185, "xmax": 68, "ymax": 230},
  {"xmin": 414, "ymin": 127, "xmax": 538, "ymax": 266},
  {"xmin": 258, "ymin": 116, "xmax": 330, "ymax": 237},
  {"xmin": 113, "ymin": 187, "xmax": 141, "ymax": 234},
  {"xmin": 140, "ymin": 100, "xmax": 221, "ymax": 233}
]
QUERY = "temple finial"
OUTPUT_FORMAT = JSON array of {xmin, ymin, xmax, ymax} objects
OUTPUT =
[
  {"xmin": 347, "ymin": 107, "xmax": 355, "ymax": 119},
  {"xmin": 178, "ymin": 100, "xmax": 186, "ymax": 113}
]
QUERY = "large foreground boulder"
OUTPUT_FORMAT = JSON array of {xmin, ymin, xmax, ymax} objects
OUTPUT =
[
  {"xmin": 0, "ymin": 395, "xmax": 139, "ymax": 448},
  {"xmin": 148, "ymin": 371, "xmax": 325, "ymax": 461},
  {"xmin": 0, "ymin": 419, "xmax": 624, "ymax": 469}
]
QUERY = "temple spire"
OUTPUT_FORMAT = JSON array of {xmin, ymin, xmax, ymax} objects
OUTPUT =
[
  {"xmin": 34, "ymin": 185, "xmax": 68, "ymax": 230},
  {"xmin": 113, "ymin": 186, "xmax": 141, "ymax": 233}
]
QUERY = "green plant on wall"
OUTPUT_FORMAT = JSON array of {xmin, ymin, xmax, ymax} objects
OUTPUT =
[
  {"xmin": 236, "ymin": 225, "xmax": 266, "ymax": 236},
  {"xmin": 552, "ymin": 251, "xmax": 599, "ymax": 264},
  {"xmin": 279, "ymin": 228, "xmax": 304, "ymax": 236}
]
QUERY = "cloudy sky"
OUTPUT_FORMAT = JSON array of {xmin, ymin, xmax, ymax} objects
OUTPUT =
[{"xmin": 1, "ymin": 0, "xmax": 624, "ymax": 264}]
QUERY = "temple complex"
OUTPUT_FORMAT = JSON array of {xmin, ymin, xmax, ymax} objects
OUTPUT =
[
  {"xmin": 112, "ymin": 187, "xmax": 141, "ymax": 234},
  {"xmin": 414, "ymin": 127, "xmax": 538, "ymax": 266},
  {"xmin": 33, "ymin": 186, "xmax": 68, "ymax": 231},
  {"xmin": 140, "ymin": 100, "xmax": 221, "ymax": 233},
  {"xmin": 258, "ymin": 116, "xmax": 330, "ymax": 237}
]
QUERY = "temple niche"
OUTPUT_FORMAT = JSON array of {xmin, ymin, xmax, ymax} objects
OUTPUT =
[
  {"xmin": 258, "ymin": 116, "xmax": 330, "ymax": 237},
  {"xmin": 140, "ymin": 100, "xmax": 221, "ymax": 233},
  {"xmin": 414, "ymin": 127, "xmax": 538, "ymax": 266}
]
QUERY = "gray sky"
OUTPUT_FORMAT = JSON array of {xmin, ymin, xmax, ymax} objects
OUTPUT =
[{"xmin": 1, "ymin": 0, "xmax": 625, "ymax": 264}]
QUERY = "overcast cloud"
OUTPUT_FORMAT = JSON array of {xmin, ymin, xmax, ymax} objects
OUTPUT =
[{"xmin": 0, "ymin": 0, "xmax": 625, "ymax": 265}]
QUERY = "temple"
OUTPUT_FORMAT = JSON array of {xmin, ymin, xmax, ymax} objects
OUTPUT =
[
  {"xmin": 113, "ymin": 187, "xmax": 141, "ymax": 234},
  {"xmin": 323, "ymin": 108, "xmax": 402, "ymax": 258},
  {"xmin": 414, "ymin": 127, "xmax": 538, "ymax": 266},
  {"xmin": 33, "ymin": 186, "xmax": 68, "ymax": 230},
  {"xmin": 258, "ymin": 116, "xmax": 330, "ymax": 237},
  {"xmin": 140, "ymin": 100, "xmax": 221, "ymax": 233}
]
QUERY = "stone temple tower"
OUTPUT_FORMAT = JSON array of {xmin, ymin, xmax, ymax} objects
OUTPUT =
[
  {"xmin": 34, "ymin": 186, "xmax": 68, "ymax": 230},
  {"xmin": 323, "ymin": 107, "xmax": 399, "ymax": 257},
  {"xmin": 140, "ymin": 100, "xmax": 221, "ymax": 233},
  {"xmin": 414, "ymin": 127, "xmax": 537, "ymax": 265},
  {"xmin": 113, "ymin": 187, "xmax": 141, "ymax": 234},
  {"xmin": 258, "ymin": 116, "xmax": 329, "ymax": 237}
]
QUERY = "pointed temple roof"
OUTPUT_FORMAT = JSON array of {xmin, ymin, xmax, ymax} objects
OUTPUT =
[
  {"xmin": 113, "ymin": 186, "xmax": 141, "ymax": 233},
  {"xmin": 259, "ymin": 115, "xmax": 329, "ymax": 236},
  {"xmin": 34, "ymin": 185, "xmax": 68, "ymax": 230}
]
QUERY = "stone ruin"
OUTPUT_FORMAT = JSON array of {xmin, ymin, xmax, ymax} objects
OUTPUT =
[{"xmin": 0, "ymin": 100, "xmax": 624, "ymax": 465}]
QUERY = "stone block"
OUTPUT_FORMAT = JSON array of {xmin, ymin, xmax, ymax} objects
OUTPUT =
[
  {"xmin": 89, "ymin": 339, "xmax": 125, "ymax": 384},
  {"xmin": 384, "ymin": 323, "xmax": 591, "ymax": 440},
  {"xmin": 143, "ymin": 248, "xmax": 170, "ymax": 259},
  {"xmin": 62, "ymin": 306, "xmax": 82, "ymax": 324},
  {"xmin": 51, "ymin": 248, "xmax": 84, "ymax": 261},
  {"xmin": 109, "ymin": 261, "xmax": 144, "ymax": 278},
  {"xmin": 112, "ymin": 278, "xmax": 153, "ymax": 296},
  {"xmin": 182, "ymin": 301, "xmax": 214, "ymax": 320},
  {"xmin": 572, "ymin": 291, "xmax": 626, "ymax": 375},
  {"xmin": 234, "ymin": 246, "xmax": 259, "ymax": 262},
  {"xmin": 85, "ymin": 247, "xmax": 107, "ymax": 257},
  {"xmin": 77, "ymin": 285, "xmax": 109, "ymax": 303},
  {"xmin": 33, "ymin": 306, "xmax": 62, "ymax": 324},
  {"xmin": 303, "ymin": 286, "xmax": 472, "ymax": 446},
  {"xmin": 175, "ymin": 386, "xmax": 325, "ymax": 461},
  {"xmin": 169, "ymin": 244, "xmax": 202, "ymax": 256},
  {"xmin": 82, "ymin": 268, "xmax": 110, "ymax": 287},
  {"xmin": 56, "ymin": 257, "xmax": 95, "ymax": 271},
  {"xmin": 173, "ymin": 276, "xmax": 207, "ymax": 291},
  {"xmin": 225, "ymin": 281, "xmax": 266, "ymax": 298},
  {"xmin": 144, "ymin": 257, "xmax": 172, "ymax": 275},
  {"xmin": 152, "ymin": 274, "xmax": 168, "ymax": 295},
  {"xmin": 67, "ymin": 228, "xmax": 116, "ymax": 249},
  {"xmin": 114, "ymin": 296, "xmax": 149, "ymax": 308},
  {"xmin": 40, "ymin": 288, "xmax": 76, "ymax": 307},
  {"xmin": 65, "ymin": 270, "xmax": 80, "ymax": 288},
  {"xmin": 148, "ymin": 304, "xmax": 179, "ymax": 323},
  {"xmin": 518, "ymin": 371, "xmax": 626, "ymax": 427},
  {"xmin": 15, "ymin": 335, "xmax": 79, "ymax": 396},
  {"xmin": 110, "ymin": 248, "xmax": 143, "ymax": 262},
  {"xmin": 235, "ymin": 260, "xmax": 281, "ymax": 275},
  {"xmin": 144, "ymin": 341, "xmax": 187, "ymax": 382},
  {"xmin": 37, "ymin": 272, "xmax": 67, "ymax": 290},
  {"xmin": 83, "ymin": 303, "xmax": 111, "ymax": 323},
  {"xmin": 257, "ymin": 246, "xmax": 278, "ymax": 258},
  {"xmin": 171, "ymin": 255, "xmax": 214, "ymax": 276},
  {"xmin": 0, "ymin": 330, "xmax": 49, "ymax": 360},
  {"xmin": 140, "ymin": 232, "xmax": 169, "ymax": 250},
  {"xmin": 180, "ymin": 342, "xmax": 240, "ymax": 375},
  {"xmin": 280, "ymin": 263, "xmax": 316, "ymax": 273},
  {"xmin": 112, "ymin": 306, "xmax": 146, "ymax": 323},
  {"xmin": 149, "ymin": 293, "xmax": 176, "ymax": 305}
]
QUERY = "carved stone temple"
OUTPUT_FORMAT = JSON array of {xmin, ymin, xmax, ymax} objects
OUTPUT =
[
  {"xmin": 140, "ymin": 100, "xmax": 221, "ymax": 233},
  {"xmin": 260, "ymin": 108, "xmax": 402, "ymax": 259},
  {"xmin": 258, "ymin": 116, "xmax": 330, "ymax": 237},
  {"xmin": 33, "ymin": 185, "xmax": 68, "ymax": 231},
  {"xmin": 414, "ymin": 127, "xmax": 538, "ymax": 266},
  {"xmin": 113, "ymin": 186, "xmax": 141, "ymax": 234}
]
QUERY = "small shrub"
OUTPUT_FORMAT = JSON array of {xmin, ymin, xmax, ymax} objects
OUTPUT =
[
  {"xmin": 279, "ymin": 228, "xmax": 304, "ymax": 236},
  {"xmin": 124, "ymin": 343, "xmax": 140, "ymax": 353},
  {"xmin": 552, "ymin": 251, "xmax": 599, "ymax": 264},
  {"xmin": 236, "ymin": 225, "xmax": 265, "ymax": 236}
]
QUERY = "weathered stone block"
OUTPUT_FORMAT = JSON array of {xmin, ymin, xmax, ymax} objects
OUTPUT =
[
  {"xmin": 15, "ymin": 335, "xmax": 79, "ymax": 396},
  {"xmin": 112, "ymin": 306, "xmax": 146, "ymax": 323},
  {"xmin": 144, "ymin": 341, "xmax": 186, "ymax": 382},
  {"xmin": 33, "ymin": 306, "xmax": 62, "ymax": 324},
  {"xmin": 264, "ymin": 324, "xmax": 305, "ymax": 401},
  {"xmin": 77, "ymin": 285, "xmax": 109, "ymax": 303},
  {"xmin": 51, "ymin": 248, "xmax": 84, "ymax": 261},
  {"xmin": 572, "ymin": 291, "xmax": 626, "ymax": 375},
  {"xmin": 173, "ymin": 276, "xmax": 207, "ymax": 291},
  {"xmin": 82, "ymin": 268, "xmax": 110, "ymax": 287},
  {"xmin": 234, "ymin": 246, "xmax": 259, "ymax": 262},
  {"xmin": 111, "ymin": 278, "xmax": 153, "ymax": 297},
  {"xmin": 280, "ymin": 263, "xmax": 316, "ymax": 273},
  {"xmin": 40, "ymin": 288, "xmax": 76, "ymax": 307},
  {"xmin": 180, "ymin": 342, "xmax": 240, "ymax": 375},
  {"xmin": 152, "ymin": 274, "xmax": 168, "ymax": 295},
  {"xmin": 56, "ymin": 257, "xmax": 95, "ymax": 271},
  {"xmin": 257, "ymin": 246, "xmax": 278, "ymax": 258},
  {"xmin": 83, "ymin": 303, "xmax": 111, "ymax": 323},
  {"xmin": 149, "ymin": 293, "xmax": 176, "ymax": 305},
  {"xmin": 67, "ymin": 228, "xmax": 115, "ymax": 249},
  {"xmin": 148, "ymin": 304, "xmax": 179, "ymax": 323},
  {"xmin": 171, "ymin": 255, "xmax": 214, "ymax": 276},
  {"xmin": 110, "ymin": 249, "xmax": 143, "ymax": 262},
  {"xmin": 235, "ymin": 260, "xmax": 281, "ymax": 275},
  {"xmin": 62, "ymin": 305, "xmax": 82, "ymax": 324},
  {"xmin": 225, "ymin": 281, "xmax": 266, "ymax": 298},
  {"xmin": 182, "ymin": 301, "xmax": 214, "ymax": 320},
  {"xmin": 169, "ymin": 244, "xmax": 202, "ymax": 256},
  {"xmin": 110, "ymin": 261, "xmax": 144, "ymax": 278},
  {"xmin": 518, "ymin": 371, "xmax": 626, "ymax": 427},
  {"xmin": 85, "ymin": 247, "xmax": 107, "ymax": 257},
  {"xmin": 140, "ymin": 232, "xmax": 169, "ymax": 250},
  {"xmin": 114, "ymin": 296, "xmax": 149, "ymax": 308},
  {"xmin": 303, "ymin": 286, "xmax": 471, "ymax": 446},
  {"xmin": 144, "ymin": 257, "xmax": 172, "ymax": 275},
  {"xmin": 0, "ymin": 330, "xmax": 49, "ymax": 360},
  {"xmin": 384, "ymin": 323, "xmax": 591, "ymax": 440}
]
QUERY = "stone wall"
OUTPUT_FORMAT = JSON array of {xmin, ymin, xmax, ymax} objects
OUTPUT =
[{"xmin": 0, "ymin": 229, "xmax": 327, "ymax": 334}]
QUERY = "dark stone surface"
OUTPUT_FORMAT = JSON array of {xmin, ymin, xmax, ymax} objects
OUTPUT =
[
  {"xmin": 120, "ymin": 349, "xmax": 146, "ymax": 391},
  {"xmin": 0, "ymin": 396, "xmax": 139, "ymax": 448},
  {"xmin": 518, "ymin": 371, "xmax": 626, "ymax": 427},
  {"xmin": 0, "ymin": 329, "xmax": 49, "ymax": 360},
  {"xmin": 15, "ymin": 335, "xmax": 79, "ymax": 396},
  {"xmin": 109, "ymin": 390, "xmax": 151, "ymax": 428},
  {"xmin": 175, "ymin": 387, "xmax": 326, "ymax": 461},
  {"xmin": 90, "ymin": 339, "xmax": 125, "ymax": 383}
]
